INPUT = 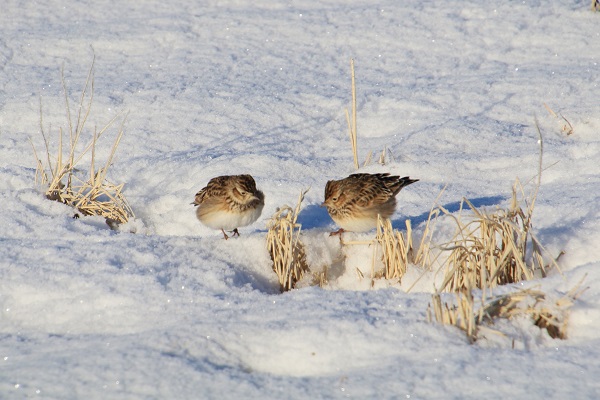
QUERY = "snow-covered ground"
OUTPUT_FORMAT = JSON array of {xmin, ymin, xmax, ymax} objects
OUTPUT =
[{"xmin": 1, "ymin": 0, "xmax": 600, "ymax": 398}]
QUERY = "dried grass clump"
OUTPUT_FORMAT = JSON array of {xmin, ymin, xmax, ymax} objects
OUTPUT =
[
  {"xmin": 375, "ymin": 217, "xmax": 412, "ymax": 281},
  {"xmin": 341, "ymin": 194, "xmax": 439, "ymax": 287},
  {"xmin": 266, "ymin": 189, "xmax": 310, "ymax": 292},
  {"xmin": 437, "ymin": 180, "xmax": 551, "ymax": 293},
  {"xmin": 435, "ymin": 119, "xmax": 559, "ymax": 292},
  {"xmin": 428, "ymin": 283, "xmax": 586, "ymax": 343},
  {"xmin": 427, "ymin": 120, "xmax": 582, "ymax": 343},
  {"xmin": 31, "ymin": 58, "xmax": 134, "ymax": 227},
  {"xmin": 481, "ymin": 286, "xmax": 585, "ymax": 340},
  {"xmin": 428, "ymin": 289, "xmax": 478, "ymax": 343},
  {"xmin": 374, "ymin": 212, "xmax": 435, "ymax": 283}
]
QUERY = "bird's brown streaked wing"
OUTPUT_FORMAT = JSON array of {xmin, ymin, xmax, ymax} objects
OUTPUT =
[
  {"xmin": 193, "ymin": 176, "xmax": 229, "ymax": 205},
  {"xmin": 351, "ymin": 175, "xmax": 395, "ymax": 207},
  {"xmin": 387, "ymin": 176, "xmax": 419, "ymax": 196}
]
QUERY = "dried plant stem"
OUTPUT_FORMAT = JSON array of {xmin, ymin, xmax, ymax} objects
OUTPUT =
[
  {"xmin": 429, "ymin": 283, "xmax": 584, "ymax": 342},
  {"xmin": 429, "ymin": 288, "xmax": 477, "ymax": 343},
  {"xmin": 31, "ymin": 57, "xmax": 134, "ymax": 226},
  {"xmin": 543, "ymin": 103, "xmax": 573, "ymax": 135},
  {"xmin": 266, "ymin": 189, "xmax": 310, "ymax": 292},
  {"xmin": 427, "ymin": 121, "xmax": 575, "ymax": 342},
  {"xmin": 436, "ymin": 193, "xmax": 540, "ymax": 292},
  {"xmin": 361, "ymin": 209, "xmax": 436, "ymax": 286},
  {"xmin": 346, "ymin": 58, "xmax": 359, "ymax": 170},
  {"xmin": 375, "ymin": 216, "xmax": 411, "ymax": 281},
  {"xmin": 435, "ymin": 119, "xmax": 561, "ymax": 292}
]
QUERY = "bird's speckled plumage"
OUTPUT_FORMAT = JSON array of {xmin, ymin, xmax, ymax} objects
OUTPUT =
[
  {"xmin": 193, "ymin": 175, "xmax": 264, "ymax": 239},
  {"xmin": 322, "ymin": 173, "xmax": 418, "ymax": 233}
]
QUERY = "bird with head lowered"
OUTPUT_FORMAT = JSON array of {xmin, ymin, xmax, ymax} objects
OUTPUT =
[
  {"xmin": 193, "ymin": 174, "xmax": 265, "ymax": 239},
  {"xmin": 322, "ymin": 173, "xmax": 418, "ymax": 235}
]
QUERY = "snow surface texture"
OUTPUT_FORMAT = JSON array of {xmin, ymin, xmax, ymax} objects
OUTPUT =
[{"xmin": 1, "ymin": 0, "xmax": 600, "ymax": 398}]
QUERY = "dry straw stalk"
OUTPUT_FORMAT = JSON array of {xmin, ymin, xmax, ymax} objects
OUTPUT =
[
  {"xmin": 429, "ymin": 288, "xmax": 478, "ymax": 343},
  {"xmin": 427, "ymin": 120, "xmax": 578, "ymax": 342},
  {"xmin": 31, "ymin": 57, "xmax": 134, "ymax": 226},
  {"xmin": 429, "ymin": 283, "xmax": 585, "ymax": 343},
  {"xmin": 342, "ymin": 59, "xmax": 396, "ymax": 169},
  {"xmin": 345, "ymin": 58, "xmax": 359, "ymax": 170},
  {"xmin": 365, "ymin": 209, "xmax": 436, "ymax": 286},
  {"xmin": 375, "ymin": 216, "xmax": 412, "ymax": 281},
  {"xmin": 436, "ymin": 185, "xmax": 545, "ymax": 293},
  {"xmin": 543, "ymin": 103, "xmax": 573, "ymax": 136},
  {"xmin": 437, "ymin": 119, "xmax": 558, "ymax": 292},
  {"xmin": 266, "ymin": 189, "xmax": 310, "ymax": 292}
]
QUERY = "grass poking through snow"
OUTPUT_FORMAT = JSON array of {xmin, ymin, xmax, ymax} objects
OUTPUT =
[
  {"xmin": 266, "ymin": 189, "xmax": 310, "ymax": 292},
  {"xmin": 436, "ymin": 180, "xmax": 551, "ymax": 293},
  {"xmin": 345, "ymin": 58, "xmax": 359, "ymax": 170},
  {"xmin": 425, "ymin": 120, "xmax": 580, "ymax": 343},
  {"xmin": 30, "ymin": 57, "xmax": 134, "ymax": 228},
  {"xmin": 428, "ymin": 283, "xmax": 587, "ymax": 343}
]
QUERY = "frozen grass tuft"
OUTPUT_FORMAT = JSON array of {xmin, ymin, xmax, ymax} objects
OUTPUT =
[
  {"xmin": 481, "ymin": 283, "xmax": 587, "ymax": 340},
  {"xmin": 429, "ymin": 289, "xmax": 478, "ymax": 343},
  {"xmin": 428, "ymin": 283, "xmax": 586, "ymax": 343},
  {"xmin": 266, "ymin": 189, "xmax": 310, "ymax": 292},
  {"xmin": 426, "ymin": 121, "xmax": 580, "ymax": 343},
  {"xmin": 435, "ymin": 180, "xmax": 552, "ymax": 293},
  {"xmin": 30, "ymin": 57, "xmax": 134, "ymax": 227},
  {"xmin": 375, "ymin": 216, "xmax": 411, "ymax": 281},
  {"xmin": 373, "ymin": 212, "xmax": 435, "ymax": 284},
  {"xmin": 436, "ymin": 119, "xmax": 557, "ymax": 293}
]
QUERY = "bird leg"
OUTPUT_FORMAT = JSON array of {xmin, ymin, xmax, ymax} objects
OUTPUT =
[
  {"xmin": 329, "ymin": 228, "xmax": 345, "ymax": 237},
  {"xmin": 221, "ymin": 228, "xmax": 240, "ymax": 240}
]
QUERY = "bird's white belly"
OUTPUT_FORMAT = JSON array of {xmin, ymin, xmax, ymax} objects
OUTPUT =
[
  {"xmin": 334, "ymin": 215, "xmax": 378, "ymax": 232},
  {"xmin": 200, "ymin": 205, "xmax": 263, "ymax": 230}
]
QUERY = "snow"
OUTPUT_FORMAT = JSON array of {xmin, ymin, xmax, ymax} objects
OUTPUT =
[{"xmin": 1, "ymin": 0, "xmax": 600, "ymax": 398}]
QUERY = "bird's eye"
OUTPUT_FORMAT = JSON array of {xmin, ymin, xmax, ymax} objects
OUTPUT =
[
  {"xmin": 332, "ymin": 197, "xmax": 338, "ymax": 201},
  {"xmin": 240, "ymin": 191, "xmax": 247, "ymax": 196}
]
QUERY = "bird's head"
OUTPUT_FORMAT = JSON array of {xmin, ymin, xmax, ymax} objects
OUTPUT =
[
  {"xmin": 230, "ymin": 175, "xmax": 263, "ymax": 205},
  {"xmin": 322, "ymin": 180, "xmax": 345, "ymax": 209}
]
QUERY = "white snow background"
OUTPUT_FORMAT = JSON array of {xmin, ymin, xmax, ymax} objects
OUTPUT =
[{"xmin": 1, "ymin": 0, "xmax": 600, "ymax": 398}]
